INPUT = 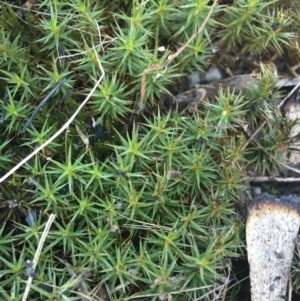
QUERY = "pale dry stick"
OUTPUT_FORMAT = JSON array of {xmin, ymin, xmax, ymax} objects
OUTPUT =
[
  {"xmin": 211, "ymin": 264, "xmax": 231, "ymax": 301},
  {"xmin": 64, "ymin": 261, "xmax": 91, "ymax": 301},
  {"xmin": 0, "ymin": 26, "xmax": 105, "ymax": 183},
  {"xmin": 277, "ymin": 158, "xmax": 300, "ymax": 175},
  {"xmin": 221, "ymin": 267, "xmax": 232, "ymax": 301},
  {"xmin": 55, "ymin": 28, "xmax": 117, "ymax": 65},
  {"xmin": 123, "ymin": 284, "xmax": 215, "ymax": 300},
  {"xmin": 242, "ymin": 123, "xmax": 300, "ymax": 175},
  {"xmin": 140, "ymin": 0, "xmax": 219, "ymax": 102},
  {"xmin": 249, "ymin": 176, "xmax": 300, "ymax": 182},
  {"xmin": 194, "ymin": 275, "xmax": 250, "ymax": 301},
  {"xmin": 241, "ymin": 81, "xmax": 300, "ymax": 151},
  {"xmin": 289, "ymin": 274, "xmax": 292, "ymax": 301},
  {"xmin": 54, "ymin": 40, "xmax": 116, "ymax": 65},
  {"xmin": 193, "ymin": 284, "xmax": 231, "ymax": 301},
  {"xmin": 62, "ymin": 20, "xmax": 112, "ymax": 61},
  {"xmin": 242, "ymin": 121, "xmax": 300, "ymax": 175},
  {"xmin": 278, "ymin": 80, "xmax": 300, "ymax": 109},
  {"xmin": 240, "ymin": 81, "xmax": 300, "ymax": 175},
  {"xmin": 120, "ymin": 275, "xmax": 248, "ymax": 301},
  {"xmin": 22, "ymin": 214, "xmax": 56, "ymax": 301},
  {"xmin": 117, "ymin": 214, "xmax": 173, "ymax": 231}
]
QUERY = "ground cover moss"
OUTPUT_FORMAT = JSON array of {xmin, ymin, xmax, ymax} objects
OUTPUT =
[{"xmin": 0, "ymin": 0, "xmax": 300, "ymax": 300}]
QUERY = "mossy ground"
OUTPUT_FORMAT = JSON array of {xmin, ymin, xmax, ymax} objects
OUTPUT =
[{"xmin": 0, "ymin": 0, "xmax": 300, "ymax": 300}]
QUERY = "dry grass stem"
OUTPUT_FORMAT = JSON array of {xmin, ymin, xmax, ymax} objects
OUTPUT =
[
  {"xmin": 242, "ymin": 81, "xmax": 300, "ymax": 151},
  {"xmin": 22, "ymin": 213, "xmax": 56, "ymax": 301},
  {"xmin": 0, "ymin": 22, "xmax": 105, "ymax": 183},
  {"xmin": 250, "ymin": 176, "xmax": 300, "ymax": 182},
  {"xmin": 140, "ymin": 0, "xmax": 219, "ymax": 102}
]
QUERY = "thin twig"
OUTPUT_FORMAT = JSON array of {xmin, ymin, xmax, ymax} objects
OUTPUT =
[
  {"xmin": 22, "ymin": 214, "xmax": 56, "ymax": 301},
  {"xmin": 242, "ymin": 81, "xmax": 300, "ymax": 151},
  {"xmin": 276, "ymin": 159, "xmax": 300, "ymax": 175},
  {"xmin": 124, "ymin": 284, "xmax": 215, "ymax": 300},
  {"xmin": 241, "ymin": 123, "xmax": 300, "ymax": 175},
  {"xmin": 54, "ymin": 40, "xmax": 116, "ymax": 65},
  {"xmin": 0, "ymin": 22, "xmax": 105, "ymax": 183},
  {"xmin": 140, "ymin": 0, "xmax": 219, "ymax": 102},
  {"xmin": 64, "ymin": 261, "xmax": 91, "ymax": 301},
  {"xmin": 240, "ymin": 80, "xmax": 300, "ymax": 175},
  {"xmin": 278, "ymin": 81, "xmax": 300, "ymax": 110},
  {"xmin": 221, "ymin": 266, "xmax": 232, "ymax": 301},
  {"xmin": 249, "ymin": 176, "xmax": 300, "ymax": 183},
  {"xmin": 289, "ymin": 274, "xmax": 292, "ymax": 301}
]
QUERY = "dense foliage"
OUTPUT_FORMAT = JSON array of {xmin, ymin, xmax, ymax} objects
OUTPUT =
[{"xmin": 0, "ymin": 0, "xmax": 300, "ymax": 300}]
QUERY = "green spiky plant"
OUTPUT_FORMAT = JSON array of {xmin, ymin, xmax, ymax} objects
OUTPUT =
[{"xmin": 0, "ymin": 0, "xmax": 300, "ymax": 300}]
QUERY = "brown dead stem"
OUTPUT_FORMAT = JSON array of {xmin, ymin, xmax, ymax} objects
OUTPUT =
[{"xmin": 140, "ymin": 0, "xmax": 219, "ymax": 103}]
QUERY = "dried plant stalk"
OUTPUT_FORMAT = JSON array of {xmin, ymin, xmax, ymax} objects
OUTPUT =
[{"xmin": 140, "ymin": 0, "xmax": 219, "ymax": 102}]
